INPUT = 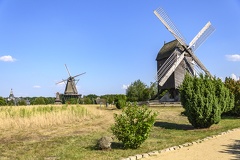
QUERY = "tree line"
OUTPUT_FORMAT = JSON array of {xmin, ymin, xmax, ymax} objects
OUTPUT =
[
  {"xmin": 1, "ymin": 76, "xmax": 239, "ymax": 115},
  {"xmin": 0, "ymin": 79, "xmax": 157, "ymax": 106},
  {"xmin": 0, "ymin": 97, "xmax": 56, "ymax": 106}
]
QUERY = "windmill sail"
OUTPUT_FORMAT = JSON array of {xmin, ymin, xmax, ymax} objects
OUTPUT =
[
  {"xmin": 189, "ymin": 21, "xmax": 215, "ymax": 51},
  {"xmin": 154, "ymin": 7, "xmax": 186, "ymax": 46},
  {"xmin": 186, "ymin": 50, "xmax": 211, "ymax": 77},
  {"xmin": 65, "ymin": 64, "xmax": 71, "ymax": 77},
  {"xmin": 73, "ymin": 72, "xmax": 86, "ymax": 78},
  {"xmin": 157, "ymin": 51, "xmax": 185, "ymax": 86}
]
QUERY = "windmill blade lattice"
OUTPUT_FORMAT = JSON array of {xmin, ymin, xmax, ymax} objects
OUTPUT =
[
  {"xmin": 73, "ymin": 72, "xmax": 86, "ymax": 79},
  {"xmin": 65, "ymin": 64, "xmax": 72, "ymax": 77},
  {"xmin": 154, "ymin": 7, "xmax": 186, "ymax": 46},
  {"xmin": 56, "ymin": 79, "xmax": 68, "ymax": 84},
  {"xmin": 156, "ymin": 51, "xmax": 185, "ymax": 86},
  {"xmin": 187, "ymin": 50, "xmax": 211, "ymax": 77},
  {"xmin": 189, "ymin": 21, "xmax": 215, "ymax": 51}
]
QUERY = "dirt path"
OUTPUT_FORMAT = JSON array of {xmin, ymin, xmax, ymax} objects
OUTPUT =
[{"xmin": 143, "ymin": 129, "xmax": 240, "ymax": 160}]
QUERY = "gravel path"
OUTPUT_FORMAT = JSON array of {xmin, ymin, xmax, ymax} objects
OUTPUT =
[{"xmin": 143, "ymin": 128, "xmax": 240, "ymax": 160}]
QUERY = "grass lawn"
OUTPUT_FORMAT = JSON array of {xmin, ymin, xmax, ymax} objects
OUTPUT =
[{"xmin": 0, "ymin": 105, "xmax": 239, "ymax": 159}]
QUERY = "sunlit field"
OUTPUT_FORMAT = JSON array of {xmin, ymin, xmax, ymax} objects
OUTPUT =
[
  {"xmin": 0, "ymin": 105, "xmax": 89, "ymax": 130},
  {"xmin": 0, "ymin": 104, "xmax": 239, "ymax": 159}
]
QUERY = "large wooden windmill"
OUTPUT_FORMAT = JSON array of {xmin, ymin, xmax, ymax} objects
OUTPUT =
[
  {"xmin": 56, "ymin": 64, "xmax": 86, "ymax": 103},
  {"xmin": 154, "ymin": 7, "xmax": 215, "ymax": 101}
]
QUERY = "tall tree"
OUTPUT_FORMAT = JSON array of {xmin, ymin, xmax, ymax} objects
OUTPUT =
[
  {"xmin": 149, "ymin": 82, "xmax": 158, "ymax": 99},
  {"xmin": 0, "ymin": 97, "xmax": 7, "ymax": 106},
  {"xmin": 224, "ymin": 77, "xmax": 240, "ymax": 115},
  {"xmin": 33, "ymin": 97, "xmax": 46, "ymax": 105},
  {"xmin": 126, "ymin": 79, "xmax": 149, "ymax": 102}
]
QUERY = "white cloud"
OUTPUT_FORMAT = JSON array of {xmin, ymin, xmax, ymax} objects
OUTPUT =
[
  {"xmin": 226, "ymin": 54, "xmax": 240, "ymax": 61},
  {"xmin": 231, "ymin": 73, "xmax": 239, "ymax": 81},
  {"xmin": 122, "ymin": 84, "xmax": 129, "ymax": 90},
  {"xmin": 33, "ymin": 85, "xmax": 41, "ymax": 88},
  {"xmin": 0, "ymin": 55, "xmax": 16, "ymax": 62}
]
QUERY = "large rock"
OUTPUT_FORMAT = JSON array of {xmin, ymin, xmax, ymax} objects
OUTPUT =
[{"xmin": 97, "ymin": 136, "xmax": 113, "ymax": 150}]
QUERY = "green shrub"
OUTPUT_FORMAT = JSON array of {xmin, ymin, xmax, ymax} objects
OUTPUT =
[
  {"xmin": 18, "ymin": 99, "xmax": 27, "ymax": 106},
  {"xmin": 0, "ymin": 97, "xmax": 7, "ymax": 106},
  {"xmin": 115, "ymin": 99, "xmax": 126, "ymax": 109},
  {"xmin": 115, "ymin": 95, "xmax": 127, "ymax": 109},
  {"xmin": 82, "ymin": 97, "xmax": 92, "ymax": 104},
  {"xmin": 65, "ymin": 98, "xmax": 78, "ymax": 104},
  {"xmin": 179, "ymin": 74, "xmax": 234, "ymax": 128},
  {"xmin": 111, "ymin": 103, "xmax": 158, "ymax": 149},
  {"xmin": 231, "ymin": 105, "xmax": 240, "ymax": 116},
  {"xmin": 7, "ymin": 99, "xmax": 16, "ymax": 106},
  {"xmin": 224, "ymin": 77, "xmax": 240, "ymax": 116},
  {"xmin": 33, "ymin": 97, "xmax": 46, "ymax": 105},
  {"xmin": 214, "ymin": 78, "xmax": 234, "ymax": 113}
]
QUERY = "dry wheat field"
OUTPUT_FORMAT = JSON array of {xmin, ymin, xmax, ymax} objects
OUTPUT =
[{"xmin": 0, "ymin": 104, "xmax": 118, "ymax": 142}]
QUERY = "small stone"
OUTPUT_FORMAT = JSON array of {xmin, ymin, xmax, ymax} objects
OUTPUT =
[
  {"xmin": 192, "ymin": 142, "xmax": 197, "ymax": 145},
  {"xmin": 129, "ymin": 156, "xmax": 136, "ymax": 160},
  {"xmin": 159, "ymin": 149, "xmax": 166, "ymax": 153},
  {"xmin": 165, "ymin": 148, "xmax": 171, "ymax": 152},
  {"xmin": 178, "ymin": 145, "xmax": 184, "ymax": 148},
  {"xmin": 148, "ymin": 151, "xmax": 158, "ymax": 156},
  {"xmin": 142, "ymin": 153, "xmax": 149, "ymax": 158},
  {"xmin": 169, "ymin": 147, "xmax": 175, "ymax": 151},
  {"xmin": 196, "ymin": 139, "xmax": 202, "ymax": 143},
  {"xmin": 135, "ymin": 154, "xmax": 143, "ymax": 159},
  {"xmin": 97, "ymin": 136, "xmax": 113, "ymax": 150},
  {"xmin": 183, "ymin": 143, "xmax": 189, "ymax": 147},
  {"xmin": 173, "ymin": 146, "xmax": 180, "ymax": 150}
]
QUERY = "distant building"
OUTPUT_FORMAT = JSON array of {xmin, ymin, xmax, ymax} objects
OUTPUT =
[
  {"xmin": 25, "ymin": 99, "xmax": 31, "ymax": 105},
  {"xmin": 7, "ymin": 89, "xmax": 17, "ymax": 105}
]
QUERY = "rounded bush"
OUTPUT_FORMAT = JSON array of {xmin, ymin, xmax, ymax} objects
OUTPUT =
[
  {"xmin": 111, "ymin": 103, "xmax": 158, "ymax": 149},
  {"xmin": 115, "ymin": 99, "xmax": 126, "ymax": 109},
  {"xmin": 114, "ymin": 95, "xmax": 127, "ymax": 109},
  {"xmin": 179, "ymin": 74, "xmax": 234, "ymax": 128}
]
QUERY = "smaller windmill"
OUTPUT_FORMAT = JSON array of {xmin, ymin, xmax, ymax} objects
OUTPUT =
[{"xmin": 56, "ymin": 64, "xmax": 86, "ymax": 103}]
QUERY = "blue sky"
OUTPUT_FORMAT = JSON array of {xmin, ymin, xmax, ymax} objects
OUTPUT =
[{"xmin": 0, "ymin": 0, "xmax": 240, "ymax": 97}]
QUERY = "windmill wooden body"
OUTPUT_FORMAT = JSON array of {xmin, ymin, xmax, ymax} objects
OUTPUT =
[
  {"xmin": 56, "ymin": 64, "xmax": 86, "ymax": 103},
  {"xmin": 154, "ymin": 7, "xmax": 215, "ymax": 101}
]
